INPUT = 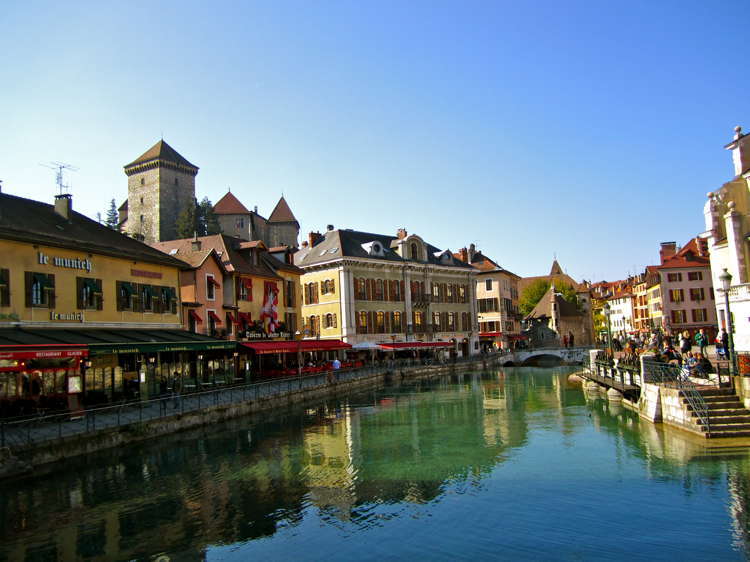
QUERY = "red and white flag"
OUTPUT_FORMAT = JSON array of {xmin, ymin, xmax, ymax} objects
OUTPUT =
[{"xmin": 260, "ymin": 281, "xmax": 280, "ymax": 333}]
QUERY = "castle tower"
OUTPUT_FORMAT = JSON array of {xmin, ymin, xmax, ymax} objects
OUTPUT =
[
  {"xmin": 123, "ymin": 140, "xmax": 198, "ymax": 243},
  {"xmin": 267, "ymin": 196, "xmax": 300, "ymax": 248}
]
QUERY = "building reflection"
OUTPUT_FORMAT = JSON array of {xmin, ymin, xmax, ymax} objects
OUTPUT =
[{"xmin": 5, "ymin": 367, "xmax": 750, "ymax": 560}]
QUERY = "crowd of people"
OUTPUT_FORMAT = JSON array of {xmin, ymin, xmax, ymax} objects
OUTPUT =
[{"xmin": 599, "ymin": 327, "xmax": 731, "ymax": 378}]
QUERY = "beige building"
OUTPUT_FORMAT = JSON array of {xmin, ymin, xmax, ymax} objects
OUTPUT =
[
  {"xmin": 294, "ymin": 227, "xmax": 479, "ymax": 356},
  {"xmin": 453, "ymin": 244, "xmax": 521, "ymax": 351}
]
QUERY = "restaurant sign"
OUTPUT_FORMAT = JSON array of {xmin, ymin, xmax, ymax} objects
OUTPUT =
[
  {"xmin": 50, "ymin": 311, "xmax": 84, "ymax": 322},
  {"xmin": 0, "ymin": 349, "xmax": 88, "ymax": 361},
  {"xmin": 38, "ymin": 251, "xmax": 92, "ymax": 272}
]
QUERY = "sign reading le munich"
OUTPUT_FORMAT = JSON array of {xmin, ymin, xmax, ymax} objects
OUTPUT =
[{"xmin": 38, "ymin": 251, "xmax": 92, "ymax": 273}]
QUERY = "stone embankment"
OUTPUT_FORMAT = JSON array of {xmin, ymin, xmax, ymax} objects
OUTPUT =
[{"xmin": 1, "ymin": 355, "xmax": 505, "ymax": 480}]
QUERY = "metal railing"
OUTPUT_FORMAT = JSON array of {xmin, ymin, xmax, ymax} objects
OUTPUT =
[
  {"xmin": 0, "ymin": 364, "xmax": 383, "ymax": 451},
  {"xmin": 0, "ymin": 353, "xmax": 498, "ymax": 451},
  {"xmin": 642, "ymin": 359, "xmax": 711, "ymax": 432}
]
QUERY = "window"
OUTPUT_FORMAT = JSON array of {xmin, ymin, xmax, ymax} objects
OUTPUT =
[
  {"xmin": 669, "ymin": 289, "xmax": 684, "ymax": 303},
  {"xmin": 394, "ymin": 311, "xmax": 402, "ymax": 333},
  {"xmin": 432, "ymin": 311, "xmax": 441, "ymax": 332},
  {"xmin": 410, "ymin": 242, "xmax": 420, "ymax": 261},
  {"xmin": 285, "ymin": 280, "xmax": 295, "ymax": 307},
  {"xmin": 478, "ymin": 298, "xmax": 499, "ymax": 312},
  {"xmin": 710, "ymin": 287, "xmax": 715, "ymax": 300},
  {"xmin": 671, "ymin": 309, "xmax": 687, "ymax": 324},
  {"xmin": 322, "ymin": 279, "xmax": 336, "ymax": 295},
  {"xmin": 325, "ymin": 313, "xmax": 337, "ymax": 329},
  {"xmin": 692, "ymin": 308, "xmax": 708, "ymax": 322},
  {"xmin": 239, "ymin": 278, "xmax": 252, "ymax": 301},
  {"xmin": 376, "ymin": 311, "xmax": 385, "ymax": 333},
  {"xmin": 355, "ymin": 278, "xmax": 367, "ymax": 300},
  {"xmin": 432, "ymin": 283, "xmax": 440, "ymax": 301},
  {"xmin": 206, "ymin": 275, "xmax": 216, "ymax": 300},
  {"xmin": 0, "ymin": 269, "xmax": 9, "ymax": 307},
  {"xmin": 141, "ymin": 285, "xmax": 154, "ymax": 311},
  {"xmin": 305, "ymin": 282, "xmax": 320, "ymax": 304},
  {"xmin": 485, "ymin": 279, "xmax": 492, "ymax": 291},
  {"xmin": 667, "ymin": 272, "xmax": 682, "ymax": 282},
  {"xmin": 25, "ymin": 272, "xmax": 55, "ymax": 308},
  {"xmin": 116, "ymin": 281, "xmax": 135, "ymax": 311},
  {"xmin": 393, "ymin": 280, "xmax": 401, "ymax": 301},
  {"xmin": 237, "ymin": 218, "xmax": 245, "ymax": 229},
  {"xmin": 687, "ymin": 271, "xmax": 703, "ymax": 281},
  {"xmin": 375, "ymin": 279, "xmax": 384, "ymax": 301},
  {"xmin": 458, "ymin": 285, "xmax": 466, "ymax": 303},
  {"xmin": 285, "ymin": 312, "xmax": 297, "ymax": 333},
  {"xmin": 448, "ymin": 312, "xmax": 456, "ymax": 331},
  {"xmin": 358, "ymin": 311, "xmax": 368, "ymax": 334},
  {"xmin": 226, "ymin": 312, "xmax": 234, "ymax": 336},
  {"xmin": 140, "ymin": 177, "xmax": 145, "ymax": 186},
  {"xmin": 77, "ymin": 277, "xmax": 102, "ymax": 310},
  {"xmin": 689, "ymin": 288, "xmax": 705, "ymax": 301}
]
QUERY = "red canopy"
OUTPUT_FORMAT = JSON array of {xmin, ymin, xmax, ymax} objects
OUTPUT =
[
  {"xmin": 239, "ymin": 312, "xmax": 251, "ymax": 324},
  {"xmin": 189, "ymin": 310, "xmax": 203, "ymax": 324},
  {"xmin": 479, "ymin": 332, "xmax": 502, "ymax": 338},
  {"xmin": 207, "ymin": 311, "xmax": 222, "ymax": 324},
  {"xmin": 241, "ymin": 340, "xmax": 352, "ymax": 355},
  {"xmin": 379, "ymin": 341, "xmax": 453, "ymax": 350},
  {"xmin": 227, "ymin": 312, "xmax": 239, "ymax": 325}
]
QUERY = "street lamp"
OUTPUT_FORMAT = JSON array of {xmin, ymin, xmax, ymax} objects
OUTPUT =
[
  {"xmin": 719, "ymin": 268, "xmax": 738, "ymax": 376},
  {"xmin": 603, "ymin": 302, "xmax": 613, "ymax": 358}
]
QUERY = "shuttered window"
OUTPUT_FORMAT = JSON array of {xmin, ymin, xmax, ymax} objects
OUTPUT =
[{"xmin": 0, "ymin": 269, "xmax": 10, "ymax": 307}]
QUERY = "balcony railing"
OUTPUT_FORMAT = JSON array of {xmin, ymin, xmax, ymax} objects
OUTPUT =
[{"xmin": 728, "ymin": 283, "xmax": 750, "ymax": 302}]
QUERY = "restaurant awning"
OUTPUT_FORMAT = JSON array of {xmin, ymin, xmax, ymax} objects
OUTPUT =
[
  {"xmin": 379, "ymin": 341, "xmax": 453, "ymax": 350},
  {"xmin": 189, "ymin": 310, "xmax": 203, "ymax": 324},
  {"xmin": 208, "ymin": 311, "xmax": 222, "ymax": 324},
  {"xmin": 241, "ymin": 340, "xmax": 352, "ymax": 355}
]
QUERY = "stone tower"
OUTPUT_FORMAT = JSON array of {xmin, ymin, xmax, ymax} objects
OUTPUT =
[
  {"xmin": 123, "ymin": 140, "xmax": 198, "ymax": 243},
  {"xmin": 267, "ymin": 196, "xmax": 300, "ymax": 248}
]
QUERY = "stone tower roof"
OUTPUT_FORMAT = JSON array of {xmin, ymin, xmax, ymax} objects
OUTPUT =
[
  {"xmin": 214, "ymin": 191, "xmax": 251, "ymax": 215},
  {"xmin": 550, "ymin": 259, "xmax": 563, "ymax": 276},
  {"xmin": 124, "ymin": 140, "xmax": 198, "ymax": 176},
  {"xmin": 268, "ymin": 196, "xmax": 298, "ymax": 224}
]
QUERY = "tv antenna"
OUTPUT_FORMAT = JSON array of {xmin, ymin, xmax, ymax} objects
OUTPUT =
[{"xmin": 40, "ymin": 161, "xmax": 78, "ymax": 195}]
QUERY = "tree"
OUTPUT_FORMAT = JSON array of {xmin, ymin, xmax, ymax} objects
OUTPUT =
[
  {"xmin": 519, "ymin": 279, "xmax": 578, "ymax": 316},
  {"xmin": 197, "ymin": 197, "xmax": 222, "ymax": 236},
  {"xmin": 104, "ymin": 199, "xmax": 119, "ymax": 230},
  {"xmin": 175, "ymin": 198, "xmax": 198, "ymax": 238}
]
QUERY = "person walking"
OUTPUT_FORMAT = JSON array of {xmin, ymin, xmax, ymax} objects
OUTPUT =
[
  {"xmin": 716, "ymin": 330, "xmax": 726, "ymax": 360},
  {"xmin": 721, "ymin": 329, "xmax": 730, "ymax": 362},
  {"xmin": 679, "ymin": 331, "xmax": 692, "ymax": 358},
  {"xmin": 695, "ymin": 328, "xmax": 708, "ymax": 358}
]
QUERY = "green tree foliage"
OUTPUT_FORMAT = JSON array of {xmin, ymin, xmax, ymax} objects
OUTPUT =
[
  {"xmin": 197, "ymin": 197, "xmax": 222, "ymax": 235},
  {"xmin": 105, "ymin": 199, "xmax": 120, "ymax": 231},
  {"xmin": 175, "ymin": 198, "xmax": 198, "ymax": 238},
  {"xmin": 519, "ymin": 279, "xmax": 578, "ymax": 316}
]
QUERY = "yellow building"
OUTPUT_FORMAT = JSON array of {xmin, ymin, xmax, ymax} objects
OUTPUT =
[
  {"xmin": 295, "ymin": 227, "xmax": 479, "ymax": 357},
  {"xmin": 0, "ymin": 191, "xmax": 234, "ymax": 415}
]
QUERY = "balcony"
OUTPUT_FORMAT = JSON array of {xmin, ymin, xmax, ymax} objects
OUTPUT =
[{"xmin": 727, "ymin": 283, "xmax": 750, "ymax": 303}]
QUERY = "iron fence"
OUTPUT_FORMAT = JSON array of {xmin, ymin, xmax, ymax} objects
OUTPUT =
[{"xmin": 642, "ymin": 359, "xmax": 711, "ymax": 432}]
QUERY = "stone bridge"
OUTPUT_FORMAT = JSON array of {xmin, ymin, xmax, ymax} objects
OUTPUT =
[{"xmin": 499, "ymin": 346, "xmax": 591, "ymax": 366}]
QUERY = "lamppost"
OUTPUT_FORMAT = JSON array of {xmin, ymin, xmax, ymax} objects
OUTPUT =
[
  {"xmin": 719, "ymin": 268, "xmax": 738, "ymax": 375},
  {"xmin": 603, "ymin": 302, "xmax": 613, "ymax": 358},
  {"xmin": 295, "ymin": 330, "xmax": 303, "ymax": 380}
]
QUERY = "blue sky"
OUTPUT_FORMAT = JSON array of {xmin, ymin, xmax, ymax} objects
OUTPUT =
[{"xmin": 2, "ymin": 0, "xmax": 748, "ymax": 281}]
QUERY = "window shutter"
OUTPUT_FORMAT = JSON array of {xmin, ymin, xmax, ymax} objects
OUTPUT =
[
  {"xmin": 366, "ymin": 279, "xmax": 372, "ymax": 301},
  {"xmin": 385, "ymin": 311, "xmax": 391, "ymax": 333},
  {"xmin": 76, "ymin": 277, "xmax": 84, "ymax": 309},
  {"xmin": 333, "ymin": 313, "xmax": 337, "ymax": 328},
  {"xmin": 25, "ymin": 272, "xmax": 33, "ymax": 308},
  {"xmin": 133, "ymin": 284, "xmax": 143, "ymax": 312},
  {"xmin": 95, "ymin": 279, "xmax": 103, "ymax": 310},
  {"xmin": 47, "ymin": 274, "xmax": 56, "ymax": 309},
  {"xmin": 368, "ymin": 310, "xmax": 375, "ymax": 334}
]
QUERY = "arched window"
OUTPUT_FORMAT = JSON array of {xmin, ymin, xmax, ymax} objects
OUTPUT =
[
  {"xmin": 359, "ymin": 311, "xmax": 368, "ymax": 333},
  {"xmin": 377, "ymin": 311, "xmax": 385, "ymax": 333},
  {"xmin": 394, "ymin": 311, "xmax": 401, "ymax": 333},
  {"xmin": 410, "ymin": 242, "xmax": 420, "ymax": 261},
  {"xmin": 375, "ymin": 279, "xmax": 384, "ymax": 300}
]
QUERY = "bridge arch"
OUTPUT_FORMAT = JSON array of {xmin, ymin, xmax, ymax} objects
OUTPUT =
[{"xmin": 520, "ymin": 354, "xmax": 565, "ymax": 367}]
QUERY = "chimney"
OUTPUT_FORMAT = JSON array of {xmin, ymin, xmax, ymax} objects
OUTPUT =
[
  {"xmin": 254, "ymin": 206, "xmax": 258, "ymax": 214},
  {"xmin": 192, "ymin": 232, "xmax": 202, "ymax": 251},
  {"xmin": 459, "ymin": 247, "xmax": 468, "ymax": 263},
  {"xmin": 469, "ymin": 243, "xmax": 476, "ymax": 261},
  {"xmin": 301, "ymin": 240, "xmax": 309, "ymax": 248},
  {"xmin": 308, "ymin": 231, "xmax": 323, "ymax": 247},
  {"xmin": 659, "ymin": 241, "xmax": 677, "ymax": 264},
  {"xmin": 54, "ymin": 194, "xmax": 72, "ymax": 219},
  {"xmin": 697, "ymin": 237, "xmax": 709, "ymax": 257},
  {"xmin": 726, "ymin": 125, "xmax": 750, "ymax": 177},
  {"xmin": 397, "ymin": 228, "xmax": 408, "ymax": 239},
  {"xmin": 327, "ymin": 224, "xmax": 334, "ymax": 231}
]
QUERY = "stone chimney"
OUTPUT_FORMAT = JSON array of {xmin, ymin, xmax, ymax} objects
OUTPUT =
[
  {"xmin": 397, "ymin": 228, "xmax": 408, "ymax": 239},
  {"xmin": 54, "ymin": 194, "xmax": 72, "ymax": 219},
  {"xmin": 308, "ymin": 231, "xmax": 323, "ymax": 247},
  {"xmin": 659, "ymin": 242, "xmax": 677, "ymax": 264},
  {"xmin": 458, "ymin": 247, "xmax": 468, "ymax": 263},
  {"xmin": 726, "ymin": 125, "xmax": 750, "ymax": 177},
  {"xmin": 192, "ymin": 232, "xmax": 202, "ymax": 251},
  {"xmin": 469, "ymin": 243, "xmax": 476, "ymax": 262}
]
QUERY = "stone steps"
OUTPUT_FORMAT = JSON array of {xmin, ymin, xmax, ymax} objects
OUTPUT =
[{"xmin": 684, "ymin": 388, "xmax": 750, "ymax": 438}]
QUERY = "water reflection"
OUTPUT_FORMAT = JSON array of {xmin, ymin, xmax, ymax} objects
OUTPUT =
[{"xmin": 2, "ymin": 367, "xmax": 750, "ymax": 560}]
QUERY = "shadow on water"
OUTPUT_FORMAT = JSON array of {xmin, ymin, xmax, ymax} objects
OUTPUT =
[{"xmin": 3, "ymin": 366, "xmax": 750, "ymax": 560}]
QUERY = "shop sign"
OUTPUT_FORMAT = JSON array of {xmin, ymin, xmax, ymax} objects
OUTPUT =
[
  {"xmin": 89, "ymin": 341, "xmax": 236, "ymax": 355},
  {"xmin": 50, "ymin": 311, "xmax": 84, "ymax": 322},
  {"xmin": 131, "ymin": 269, "xmax": 163, "ymax": 279},
  {"xmin": 0, "ymin": 349, "xmax": 88, "ymax": 360},
  {"xmin": 246, "ymin": 331, "xmax": 291, "ymax": 340},
  {"xmin": 38, "ymin": 251, "xmax": 92, "ymax": 272}
]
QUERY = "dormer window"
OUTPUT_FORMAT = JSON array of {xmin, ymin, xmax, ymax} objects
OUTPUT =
[
  {"xmin": 361, "ymin": 241, "xmax": 385, "ymax": 257},
  {"xmin": 410, "ymin": 242, "xmax": 420, "ymax": 261}
]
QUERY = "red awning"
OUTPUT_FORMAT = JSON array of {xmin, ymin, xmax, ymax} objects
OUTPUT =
[
  {"xmin": 241, "ymin": 340, "xmax": 352, "ymax": 355},
  {"xmin": 379, "ymin": 341, "xmax": 453, "ymax": 350},
  {"xmin": 227, "ymin": 312, "xmax": 239, "ymax": 325},
  {"xmin": 242, "ymin": 278, "xmax": 253, "ymax": 289},
  {"xmin": 0, "ymin": 348, "xmax": 88, "ymax": 361},
  {"xmin": 209, "ymin": 277, "xmax": 221, "ymax": 288},
  {"xmin": 189, "ymin": 310, "xmax": 203, "ymax": 324},
  {"xmin": 479, "ymin": 332, "xmax": 502, "ymax": 338},
  {"xmin": 208, "ymin": 311, "xmax": 223, "ymax": 324},
  {"xmin": 239, "ymin": 312, "xmax": 251, "ymax": 324}
]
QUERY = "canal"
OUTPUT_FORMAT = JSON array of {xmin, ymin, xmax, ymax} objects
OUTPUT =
[{"xmin": 3, "ymin": 366, "xmax": 750, "ymax": 561}]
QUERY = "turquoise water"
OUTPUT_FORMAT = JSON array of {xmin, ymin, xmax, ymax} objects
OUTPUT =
[{"xmin": 2, "ymin": 367, "xmax": 750, "ymax": 561}]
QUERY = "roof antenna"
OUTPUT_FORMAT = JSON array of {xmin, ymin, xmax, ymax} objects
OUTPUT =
[{"xmin": 40, "ymin": 161, "xmax": 78, "ymax": 195}]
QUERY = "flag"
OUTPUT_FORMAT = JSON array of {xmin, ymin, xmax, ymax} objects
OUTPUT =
[{"xmin": 260, "ymin": 281, "xmax": 280, "ymax": 333}]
